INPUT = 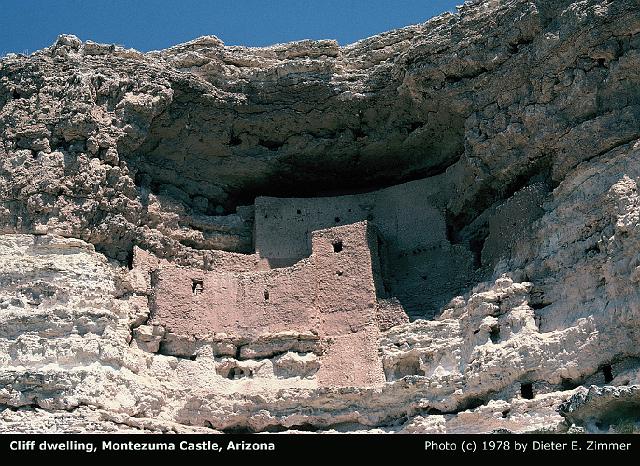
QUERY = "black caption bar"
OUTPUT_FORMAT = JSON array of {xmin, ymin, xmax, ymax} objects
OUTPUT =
[{"xmin": 0, "ymin": 434, "xmax": 638, "ymax": 459}]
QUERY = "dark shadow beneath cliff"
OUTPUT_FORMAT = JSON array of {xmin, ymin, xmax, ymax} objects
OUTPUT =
[{"xmin": 125, "ymin": 78, "xmax": 466, "ymax": 215}]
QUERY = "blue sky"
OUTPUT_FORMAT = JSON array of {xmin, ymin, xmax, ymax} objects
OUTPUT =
[{"xmin": 0, "ymin": 0, "xmax": 460, "ymax": 55}]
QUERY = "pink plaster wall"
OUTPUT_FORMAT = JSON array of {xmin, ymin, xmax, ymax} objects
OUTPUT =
[
  {"xmin": 146, "ymin": 221, "xmax": 387, "ymax": 387},
  {"xmin": 149, "ymin": 221, "xmax": 379, "ymax": 337}
]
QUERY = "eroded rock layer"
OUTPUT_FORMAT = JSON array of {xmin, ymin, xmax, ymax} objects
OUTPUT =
[{"xmin": 1, "ymin": 0, "xmax": 640, "ymax": 433}]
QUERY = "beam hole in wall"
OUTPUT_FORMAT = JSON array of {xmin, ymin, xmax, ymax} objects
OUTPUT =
[
  {"xmin": 336, "ymin": 270, "xmax": 343, "ymax": 277},
  {"xmin": 333, "ymin": 241, "xmax": 343, "ymax": 253},
  {"xmin": 334, "ymin": 216, "xmax": 341, "ymax": 223},
  {"xmin": 191, "ymin": 279, "xmax": 204, "ymax": 295},
  {"xmin": 520, "ymin": 382, "xmax": 534, "ymax": 400},
  {"xmin": 602, "ymin": 364, "xmax": 614, "ymax": 383},
  {"xmin": 264, "ymin": 289, "xmax": 270, "ymax": 301},
  {"xmin": 227, "ymin": 367, "xmax": 252, "ymax": 380}
]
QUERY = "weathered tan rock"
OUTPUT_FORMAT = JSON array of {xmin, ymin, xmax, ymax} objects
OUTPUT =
[{"xmin": 1, "ymin": 0, "xmax": 640, "ymax": 433}]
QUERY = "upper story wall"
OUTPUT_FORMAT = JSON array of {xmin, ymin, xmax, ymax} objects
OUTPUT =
[{"xmin": 254, "ymin": 177, "xmax": 446, "ymax": 263}]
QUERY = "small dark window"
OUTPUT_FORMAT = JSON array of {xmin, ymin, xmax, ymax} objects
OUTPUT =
[
  {"xmin": 520, "ymin": 382, "xmax": 534, "ymax": 399},
  {"xmin": 602, "ymin": 364, "xmax": 614, "ymax": 383},
  {"xmin": 489, "ymin": 325, "xmax": 500, "ymax": 344},
  {"xmin": 126, "ymin": 250, "xmax": 135, "ymax": 270},
  {"xmin": 264, "ymin": 290, "xmax": 269, "ymax": 301},
  {"xmin": 296, "ymin": 209, "xmax": 301, "ymax": 215},
  {"xmin": 192, "ymin": 279, "xmax": 204, "ymax": 295},
  {"xmin": 333, "ymin": 241, "xmax": 343, "ymax": 253},
  {"xmin": 334, "ymin": 217, "xmax": 341, "ymax": 223}
]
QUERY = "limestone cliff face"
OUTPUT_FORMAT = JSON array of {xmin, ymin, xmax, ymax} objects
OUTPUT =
[{"xmin": 1, "ymin": 0, "xmax": 640, "ymax": 433}]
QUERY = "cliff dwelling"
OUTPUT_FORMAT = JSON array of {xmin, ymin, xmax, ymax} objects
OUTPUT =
[
  {"xmin": 137, "ymin": 219, "xmax": 408, "ymax": 387},
  {"xmin": 133, "ymin": 177, "xmax": 474, "ymax": 387},
  {"xmin": 132, "ymin": 174, "xmax": 548, "ymax": 388}
]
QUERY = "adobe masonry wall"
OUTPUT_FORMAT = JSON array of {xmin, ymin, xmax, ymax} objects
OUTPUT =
[
  {"xmin": 147, "ymin": 221, "xmax": 390, "ymax": 387},
  {"xmin": 254, "ymin": 177, "xmax": 446, "ymax": 262},
  {"xmin": 482, "ymin": 182, "xmax": 547, "ymax": 267},
  {"xmin": 254, "ymin": 177, "xmax": 474, "ymax": 318}
]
